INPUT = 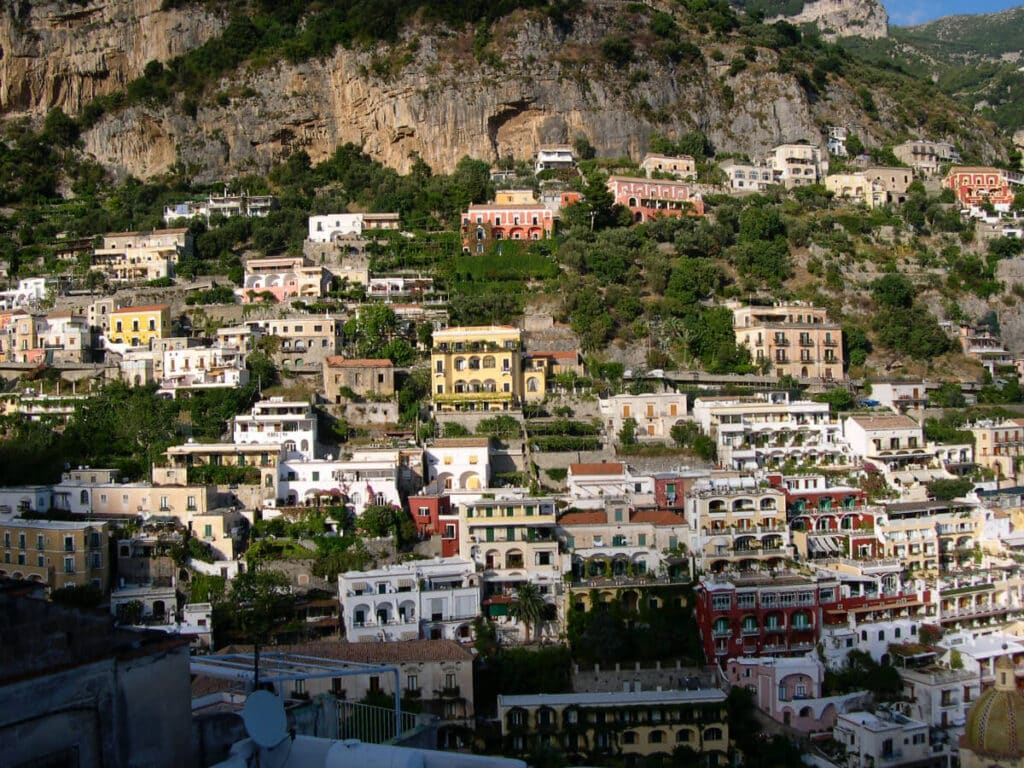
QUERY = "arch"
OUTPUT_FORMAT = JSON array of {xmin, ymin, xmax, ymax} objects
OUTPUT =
[
  {"xmin": 622, "ymin": 731, "xmax": 637, "ymax": 745},
  {"xmin": 80, "ymin": 490, "xmax": 89, "ymax": 505},
  {"xmin": 482, "ymin": 356, "xmax": 496, "ymax": 369},
  {"xmin": 703, "ymin": 727, "xmax": 723, "ymax": 741},
  {"xmin": 300, "ymin": 439, "xmax": 309, "ymax": 453},
  {"xmin": 152, "ymin": 600, "xmax": 166, "ymax": 619},
  {"xmin": 676, "ymin": 728, "xmax": 693, "ymax": 743},
  {"xmin": 398, "ymin": 599, "xmax": 416, "ymax": 623},
  {"xmin": 648, "ymin": 730, "xmax": 665, "ymax": 744},
  {"xmin": 759, "ymin": 497, "xmax": 777, "ymax": 510},
  {"xmin": 709, "ymin": 500, "xmax": 726, "ymax": 514},
  {"xmin": 527, "ymin": 377, "xmax": 539, "ymax": 392},
  {"xmin": 459, "ymin": 471, "xmax": 481, "ymax": 490},
  {"xmin": 732, "ymin": 498, "xmax": 754, "ymax": 512},
  {"xmin": 484, "ymin": 549, "xmax": 501, "ymax": 570}
]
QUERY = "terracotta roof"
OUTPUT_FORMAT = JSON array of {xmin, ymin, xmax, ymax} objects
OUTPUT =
[
  {"xmin": 607, "ymin": 175, "xmax": 693, "ymax": 187},
  {"xmin": 111, "ymin": 305, "xmax": 170, "ymax": 314},
  {"xmin": 324, "ymin": 356, "xmax": 393, "ymax": 368},
  {"xmin": 557, "ymin": 510, "xmax": 607, "ymax": 525},
  {"xmin": 569, "ymin": 462, "xmax": 625, "ymax": 476},
  {"xmin": 104, "ymin": 228, "xmax": 189, "ymax": 237},
  {"xmin": 529, "ymin": 351, "xmax": 580, "ymax": 360},
  {"xmin": 221, "ymin": 638, "xmax": 473, "ymax": 663},
  {"xmin": 631, "ymin": 509, "xmax": 686, "ymax": 526}
]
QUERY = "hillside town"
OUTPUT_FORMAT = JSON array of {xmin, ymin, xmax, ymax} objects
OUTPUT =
[{"xmin": 3, "ymin": 126, "xmax": 1024, "ymax": 768}]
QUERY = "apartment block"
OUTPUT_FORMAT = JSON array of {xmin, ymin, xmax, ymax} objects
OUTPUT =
[
  {"xmin": 768, "ymin": 143, "xmax": 828, "ymax": 187},
  {"xmin": 0, "ymin": 519, "xmax": 110, "ymax": 591},
  {"xmin": 107, "ymin": 305, "xmax": 171, "ymax": 348},
  {"xmin": 833, "ymin": 709, "xmax": 930, "ymax": 768},
  {"xmin": 606, "ymin": 176, "xmax": 705, "ymax": 222},
  {"xmin": 460, "ymin": 204, "xmax": 555, "ymax": 254},
  {"xmin": 498, "ymin": 689, "xmax": 728, "ymax": 762},
  {"xmin": 231, "ymin": 398, "xmax": 318, "ymax": 460},
  {"xmin": 695, "ymin": 571, "xmax": 840, "ymax": 662},
  {"xmin": 92, "ymin": 228, "xmax": 192, "ymax": 283},
  {"xmin": 893, "ymin": 139, "xmax": 960, "ymax": 176},
  {"xmin": 339, "ymin": 557, "xmax": 480, "ymax": 642},
  {"xmin": 731, "ymin": 302, "xmax": 843, "ymax": 379},
  {"xmin": 238, "ymin": 256, "xmax": 329, "ymax": 304},
  {"xmin": 307, "ymin": 212, "xmax": 401, "ymax": 243},
  {"xmin": 693, "ymin": 392, "xmax": 846, "ymax": 470},
  {"xmin": 430, "ymin": 325, "xmax": 545, "ymax": 412},
  {"xmin": 972, "ymin": 420, "xmax": 1024, "ymax": 480}
]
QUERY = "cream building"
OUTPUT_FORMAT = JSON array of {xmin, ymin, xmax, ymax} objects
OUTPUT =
[
  {"xmin": 971, "ymin": 419, "xmax": 1024, "ymax": 480},
  {"xmin": 731, "ymin": 302, "xmax": 844, "ymax": 379},
  {"xmin": 768, "ymin": 143, "xmax": 828, "ymax": 187},
  {"xmin": 641, "ymin": 152, "xmax": 697, "ymax": 180},
  {"xmin": 430, "ymin": 325, "xmax": 544, "ymax": 412},
  {"xmin": 0, "ymin": 519, "xmax": 110, "ymax": 591},
  {"xmin": 92, "ymin": 228, "xmax": 191, "ymax": 283},
  {"xmin": 599, "ymin": 392, "xmax": 688, "ymax": 442}
]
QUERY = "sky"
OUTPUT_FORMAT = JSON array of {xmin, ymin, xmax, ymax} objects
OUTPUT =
[{"xmin": 884, "ymin": 0, "xmax": 1023, "ymax": 25}]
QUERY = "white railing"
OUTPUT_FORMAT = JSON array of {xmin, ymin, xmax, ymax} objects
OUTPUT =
[{"xmin": 338, "ymin": 700, "xmax": 421, "ymax": 744}]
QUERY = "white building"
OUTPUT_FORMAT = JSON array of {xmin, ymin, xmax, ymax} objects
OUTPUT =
[
  {"xmin": 277, "ymin": 449, "xmax": 403, "ymax": 514},
  {"xmin": 870, "ymin": 382, "xmax": 930, "ymax": 413},
  {"xmin": 843, "ymin": 414, "xmax": 925, "ymax": 463},
  {"xmin": 423, "ymin": 438, "xmax": 492, "ymax": 493},
  {"xmin": 720, "ymin": 160, "xmax": 774, "ymax": 192},
  {"xmin": 307, "ymin": 213, "xmax": 401, "ymax": 243},
  {"xmin": 693, "ymin": 392, "xmax": 846, "ymax": 470},
  {"xmin": 898, "ymin": 663, "xmax": 978, "ymax": 734},
  {"xmin": 232, "ymin": 398, "xmax": 318, "ymax": 460},
  {"xmin": 599, "ymin": 392, "xmax": 688, "ymax": 442},
  {"xmin": 163, "ymin": 193, "xmax": 276, "ymax": 224},
  {"xmin": 157, "ymin": 343, "xmax": 248, "ymax": 397},
  {"xmin": 833, "ymin": 709, "xmax": 930, "ymax": 768},
  {"xmin": 768, "ymin": 143, "xmax": 828, "ymax": 187},
  {"xmin": 339, "ymin": 557, "xmax": 480, "ymax": 643},
  {"xmin": 534, "ymin": 146, "xmax": 576, "ymax": 174},
  {"xmin": 566, "ymin": 462, "xmax": 653, "ymax": 503},
  {"xmin": 0, "ymin": 278, "xmax": 47, "ymax": 311}
]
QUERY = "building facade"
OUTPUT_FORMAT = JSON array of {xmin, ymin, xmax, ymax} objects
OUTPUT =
[
  {"xmin": 460, "ymin": 204, "xmax": 555, "ymax": 254},
  {"xmin": 0, "ymin": 519, "xmax": 110, "ymax": 591},
  {"xmin": 641, "ymin": 153, "xmax": 697, "ymax": 180},
  {"xmin": 731, "ymin": 303, "xmax": 844, "ymax": 379},
  {"xmin": 107, "ymin": 305, "xmax": 171, "ymax": 348},
  {"xmin": 606, "ymin": 176, "xmax": 705, "ymax": 222},
  {"xmin": 323, "ymin": 356, "xmax": 395, "ymax": 402}
]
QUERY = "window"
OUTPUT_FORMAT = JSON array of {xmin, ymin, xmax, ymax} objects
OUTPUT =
[
  {"xmin": 418, "ymin": 506, "xmax": 431, "ymax": 518},
  {"xmin": 204, "ymin": 524, "xmax": 213, "ymax": 539},
  {"xmin": 187, "ymin": 495, "xmax": 196, "ymax": 511},
  {"xmin": 406, "ymin": 674, "xmax": 418, "ymax": 692},
  {"xmin": 445, "ymin": 673, "xmax": 457, "ymax": 689},
  {"xmin": 63, "ymin": 536, "xmax": 73, "ymax": 552},
  {"xmin": 614, "ymin": 509, "xmax": 623, "ymax": 523},
  {"xmin": 36, "ymin": 534, "xmax": 44, "ymax": 550},
  {"xmin": 64, "ymin": 556, "xmax": 75, "ymax": 574},
  {"xmin": 37, "ymin": 555, "xmax": 45, "ymax": 567}
]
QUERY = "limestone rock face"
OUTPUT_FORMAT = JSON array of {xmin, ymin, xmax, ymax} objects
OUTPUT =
[
  {"xmin": 768, "ymin": 0, "xmax": 889, "ymax": 40},
  {"xmin": 0, "ymin": 0, "xmax": 224, "ymax": 116},
  {"xmin": 79, "ymin": 9, "xmax": 853, "ymax": 180}
]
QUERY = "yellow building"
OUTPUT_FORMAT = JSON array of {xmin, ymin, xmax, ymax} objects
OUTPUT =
[
  {"xmin": 498, "ymin": 689, "xmax": 729, "ymax": 762},
  {"xmin": 0, "ymin": 519, "xmax": 110, "ymax": 591},
  {"xmin": 430, "ymin": 325, "xmax": 545, "ymax": 412},
  {"xmin": 731, "ymin": 302, "xmax": 844, "ymax": 380},
  {"xmin": 971, "ymin": 419, "xmax": 1024, "ymax": 480},
  {"xmin": 108, "ymin": 305, "xmax": 171, "ymax": 348},
  {"xmin": 494, "ymin": 189, "xmax": 537, "ymax": 204}
]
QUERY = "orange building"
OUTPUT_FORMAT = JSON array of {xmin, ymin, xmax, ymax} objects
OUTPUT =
[
  {"xmin": 943, "ymin": 167, "xmax": 1015, "ymax": 209},
  {"xmin": 607, "ymin": 176, "xmax": 704, "ymax": 222},
  {"xmin": 460, "ymin": 204, "xmax": 555, "ymax": 254}
]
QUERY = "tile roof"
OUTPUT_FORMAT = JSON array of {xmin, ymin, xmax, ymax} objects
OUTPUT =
[
  {"xmin": 631, "ymin": 509, "xmax": 686, "ymax": 526},
  {"xmin": 847, "ymin": 414, "xmax": 920, "ymax": 430},
  {"xmin": 221, "ymin": 638, "xmax": 473, "ymax": 663},
  {"xmin": 557, "ymin": 510, "xmax": 607, "ymax": 525},
  {"xmin": 431, "ymin": 438, "xmax": 492, "ymax": 448},
  {"xmin": 569, "ymin": 462, "xmax": 625, "ymax": 476}
]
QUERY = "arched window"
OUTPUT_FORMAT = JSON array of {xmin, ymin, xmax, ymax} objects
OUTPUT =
[
  {"xmin": 623, "ymin": 731, "xmax": 637, "ymax": 745},
  {"xmin": 482, "ymin": 356, "xmax": 496, "ymax": 369},
  {"xmin": 527, "ymin": 378, "xmax": 539, "ymax": 392},
  {"xmin": 80, "ymin": 490, "xmax": 89, "ymax": 505},
  {"xmin": 649, "ymin": 730, "xmax": 664, "ymax": 744},
  {"xmin": 704, "ymin": 727, "xmax": 723, "ymax": 741}
]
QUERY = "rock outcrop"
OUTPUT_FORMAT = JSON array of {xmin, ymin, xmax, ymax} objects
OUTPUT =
[
  {"xmin": 768, "ymin": 0, "xmax": 888, "ymax": 40},
  {"xmin": 0, "ymin": 0, "xmax": 224, "ymax": 116},
  {"xmin": 80, "ymin": 8, "xmax": 890, "ymax": 180}
]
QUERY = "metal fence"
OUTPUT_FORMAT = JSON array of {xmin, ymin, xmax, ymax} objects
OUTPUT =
[{"xmin": 338, "ymin": 700, "xmax": 419, "ymax": 744}]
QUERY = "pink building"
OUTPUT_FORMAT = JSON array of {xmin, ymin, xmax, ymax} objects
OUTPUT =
[
  {"xmin": 607, "ymin": 176, "xmax": 705, "ymax": 222},
  {"xmin": 238, "ymin": 256, "xmax": 330, "ymax": 304},
  {"xmin": 460, "ymin": 204, "xmax": 555, "ymax": 254},
  {"xmin": 943, "ymin": 167, "xmax": 1015, "ymax": 210},
  {"xmin": 727, "ymin": 656, "xmax": 866, "ymax": 735}
]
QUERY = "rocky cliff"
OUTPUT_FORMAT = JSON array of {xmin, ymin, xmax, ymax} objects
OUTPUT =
[
  {"xmin": 79, "ymin": 7, "xmax": 904, "ymax": 180},
  {"xmin": 0, "ymin": 0, "xmax": 224, "ymax": 117},
  {"xmin": 767, "ymin": 0, "xmax": 888, "ymax": 39}
]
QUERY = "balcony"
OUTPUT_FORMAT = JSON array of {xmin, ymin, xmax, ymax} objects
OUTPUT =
[{"xmin": 712, "ymin": 628, "xmax": 732, "ymax": 638}]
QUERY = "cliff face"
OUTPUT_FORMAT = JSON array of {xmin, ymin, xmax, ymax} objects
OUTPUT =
[
  {"xmin": 0, "ymin": 0, "xmax": 224, "ymax": 116},
  {"xmin": 80, "ymin": 9, "xmax": 888, "ymax": 180},
  {"xmin": 768, "ymin": 0, "xmax": 888, "ymax": 39}
]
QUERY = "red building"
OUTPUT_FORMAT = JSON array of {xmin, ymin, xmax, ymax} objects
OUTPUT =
[
  {"xmin": 409, "ymin": 493, "xmax": 461, "ymax": 557},
  {"xmin": 695, "ymin": 572, "xmax": 840, "ymax": 665},
  {"xmin": 942, "ymin": 166, "xmax": 1015, "ymax": 209},
  {"xmin": 607, "ymin": 176, "xmax": 705, "ymax": 222},
  {"xmin": 460, "ymin": 204, "xmax": 555, "ymax": 253},
  {"xmin": 651, "ymin": 473, "xmax": 695, "ymax": 511}
]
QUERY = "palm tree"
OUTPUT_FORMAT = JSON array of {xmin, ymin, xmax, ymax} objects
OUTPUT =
[{"xmin": 509, "ymin": 582, "xmax": 546, "ymax": 643}]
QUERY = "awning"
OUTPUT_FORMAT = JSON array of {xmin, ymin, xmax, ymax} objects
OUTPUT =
[{"xmin": 488, "ymin": 604, "xmax": 508, "ymax": 617}]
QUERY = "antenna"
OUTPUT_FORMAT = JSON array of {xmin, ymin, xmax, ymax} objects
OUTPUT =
[{"xmin": 242, "ymin": 690, "xmax": 289, "ymax": 750}]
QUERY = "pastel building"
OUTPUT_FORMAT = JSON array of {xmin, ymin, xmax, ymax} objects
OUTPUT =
[
  {"xmin": 726, "ymin": 656, "xmax": 865, "ymax": 734},
  {"xmin": 731, "ymin": 302, "xmax": 844, "ymax": 379},
  {"xmin": 423, "ymin": 438, "xmax": 492, "ymax": 492},
  {"xmin": 768, "ymin": 143, "xmax": 827, "ymax": 187},
  {"xmin": 606, "ymin": 176, "xmax": 705, "ymax": 222},
  {"xmin": 720, "ymin": 160, "xmax": 774, "ymax": 192},
  {"xmin": 231, "ymin": 398, "xmax": 318, "ymax": 460},
  {"xmin": 833, "ymin": 709, "xmax": 930, "ymax": 768},
  {"xmin": 339, "ymin": 557, "xmax": 480, "ymax": 642},
  {"xmin": 943, "ymin": 166, "xmax": 1015, "ymax": 211},
  {"xmin": 92, "ymin": 228, "xmax": 191, "ymax": 283},
  {"xmin": 641, "ymin": 152, "xmax": 697, "ymax": 180},
  {"xmin": 498, "ymin": 689, "xmax": 729, "ymax": 763},
  {"xmin": 0, "ymin": 519, "xmax": 110, "ymax": 591},
  {"xmin": 599, "ymin": 392, "xmax": 688, "ymax": 442},
  {"xmin": 534, "ymin": 145, "xmax": 576, "ymax": 174},
  {"xmin": 893, "ymin": 139, "xmax": 960, "ymax": 176},
  {"xmin": 430, "ymin": 325, "xmax": 545, "ymax": 412},
  {"xmin": 460, "ymin": 204, "xmax": 555, "ymax": 254},
  {"xmin": 107, "ymin": 305, "xmax": 171, "ymax": 348},
  {"xmin": 971, "ymin": 420, "xmax": 1024, "ymax": 480},
  {"xmin": 238, "ymin": 256, "xmax": 329, "ymax": 304},
  {"xmin": 163, "ymin": 193, "xmax": 276, "ymax": 223},
  {"xmin": 307, "ymin": 213, "xmax": 401, "ymax": 243}
]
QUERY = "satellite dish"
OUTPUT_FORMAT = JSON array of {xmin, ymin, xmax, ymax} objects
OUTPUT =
[{"xmin": 242, "ymin": 690, "xmax": 289, "ymax": 749}]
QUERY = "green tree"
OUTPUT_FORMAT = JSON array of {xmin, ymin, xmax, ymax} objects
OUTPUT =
[
  {"xmin": 509, "ymin": 581, "xmax": 546, "ymax": 643},
  {"xmin": 344, "ymin": 304, "xmax": 398, "ymax": 358},
  {"xmin": 872, "ymin": 272, "xmax": 915, "ymax": 308},
  {"xmin": 229, "ymin": 569, "xmax": 295, "ymax": 687},
  {"xmin": 618, "ymin": 417, "xmax": 638, "ymax": 446},
  {"xmin": 927, "ymin": 477, "xmax": 973, "ymax": 501}
]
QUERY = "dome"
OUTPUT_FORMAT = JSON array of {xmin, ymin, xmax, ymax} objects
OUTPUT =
[{"xmin": 962, "ymin": 655, "xmax": 1024, "ymax": 760}]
